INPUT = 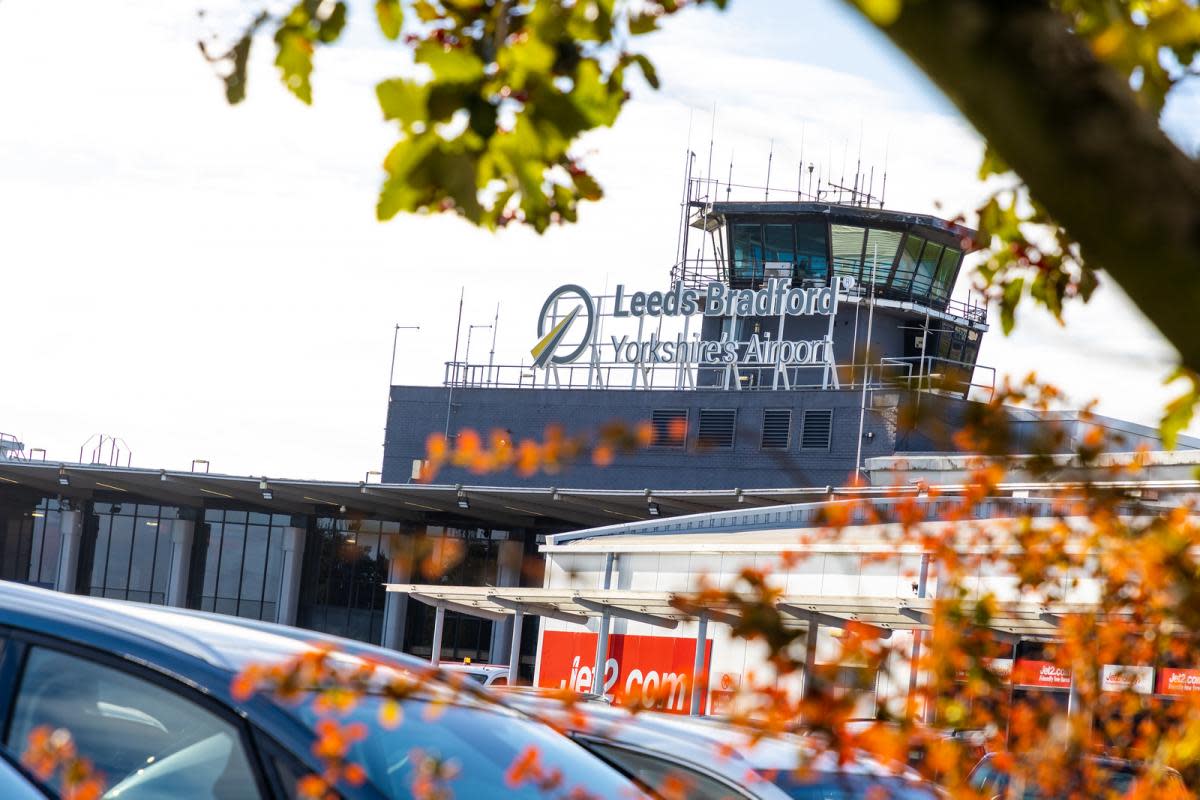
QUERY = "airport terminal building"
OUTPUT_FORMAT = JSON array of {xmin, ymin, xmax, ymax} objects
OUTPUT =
[{"xmin": 0, "ymin": 176, "xmax": 1195, "ymax": 688}]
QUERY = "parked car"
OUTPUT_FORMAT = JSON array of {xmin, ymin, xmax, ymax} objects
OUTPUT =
[
  {"xmin": 438, "ymin": 661, "xmax": 512, "ymax": 687},
  {"xmin": 500, "ymin": 690, "xmax": 943, "ymax": 799},
  {"xmin": 968, "ymin": 751, "xmax": 1188, "ymax": 798},
  {"xmin": 0, "ymin": 581, "xmax": 649, "ymax": 799}
]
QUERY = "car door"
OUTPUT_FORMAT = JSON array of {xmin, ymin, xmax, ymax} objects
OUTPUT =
[{"xmin": 0, "ymin": 638, "xmax": 273, "ymax": 800}]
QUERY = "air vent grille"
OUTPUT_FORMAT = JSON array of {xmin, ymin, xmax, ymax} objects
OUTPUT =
[
  {"xmin": 761, "ymin": 409, "xmax": 791, "ymax": 450},
  {"xmin": 697, "ymin": 409, "xmax": 737, "ymax": 450},
  {"xmin": 650, "ymin": 409, "xmax": 688, "ymax": 448},
  {"xmin": 800, "ymin": 409, "xmax": 833, "ymax": 450}
]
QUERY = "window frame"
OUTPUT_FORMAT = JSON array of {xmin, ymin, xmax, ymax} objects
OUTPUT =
[{"xmin": 0, "ymin": 630, "xmax": 277, "ymax": 800}]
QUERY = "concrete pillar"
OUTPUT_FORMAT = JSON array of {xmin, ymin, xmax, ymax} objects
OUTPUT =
[
  {"xmin": 166, "ymin": 519, "xmax": 195, "ymax": 608},
  {"xmin": 381, "ymin": 537, "xmax": 414, "ymax": 652},
  {"xmin": 431, "ymin": 605, "xmax": 446, "ymax": 666},
  {"xmin": 489, "ymin": 538, "xmax": 524, "ymax": 664},
  {"xmin": 689, "ymin": 613, "xmax": 709, "ymax": 716},
  {"xmin": 800, "ymin": 614, "xmax": 820, "ymax": 723},
  {"xmin": 55, "ymin": 509, "xmax": 84, "ymax": 595},
  {"xmin": 276, "ymin": 526, "xmax": 307, "ymax": 627},
  {"xmin": 507, "ymin": 610, "xmax": 525, "ymax": 686}
]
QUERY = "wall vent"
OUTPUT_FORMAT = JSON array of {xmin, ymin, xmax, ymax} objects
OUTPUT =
[
  {"xmin": 697, "ymin": 409, "xmax": 737, "ymax": 450},
  {"xmin": 650, "ymin": 409, "xmax": 688, "ymax": 448},
  {"xmin": 800, "ymin": 409, "xmax": 833, "ymax": 450},
  {"xmin": 761, "ymin": 409, "xmax": 792, "ymax": 450}
]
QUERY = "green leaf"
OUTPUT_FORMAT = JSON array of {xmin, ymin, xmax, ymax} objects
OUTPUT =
[
  {"xmin": 275, "ymin": 30, "xmax": 315, "ymax": 104},
  {"xmin": 856, "ymin": 0, "xmax": 902, "ymax": 25},
  {"xmin": 627, "ymin": 53, "xmax": 659, "ymax": 89},
  {"xmin": 416, "ymin": 42, "xmax": 486, "ymax": 84},
  {"xmin": 628, "ymin": 13, "xmax": 659, "ymax": 34},
  {"xmin": 376, "ymin": 0, "xmax": 403, "ymax": 39},
  {"xmin": 1161, "ymin": 369, "xmax": 1200, "ymax": 450},
  {"xmin": 1000, "ymin": 277, "xmax": 1024, "ymax": 335},
  {"xmin": 315, "ymin": 2, "xmax": 347, "ymax": 44},
  {"xmin": 376, "ymin": 79, "xmax": 429, "ymax": 124}
]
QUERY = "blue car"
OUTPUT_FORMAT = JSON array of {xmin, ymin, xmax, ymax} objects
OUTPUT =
[{"xmin": 0, "ymin": 581, "xmax": 647, "ymax": 799}]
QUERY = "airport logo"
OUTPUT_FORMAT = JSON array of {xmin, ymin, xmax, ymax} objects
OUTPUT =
[{"xmin": 531, "ymin": 284, "xmax": 595, "ymax": 368}]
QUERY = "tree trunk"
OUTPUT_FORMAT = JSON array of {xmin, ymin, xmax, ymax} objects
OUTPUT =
[{"xmin": 853, "ymin": 0, "xmax": 1200, "ymax": 372}]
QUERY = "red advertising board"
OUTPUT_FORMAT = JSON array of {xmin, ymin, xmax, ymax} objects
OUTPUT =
[
  {"xmin": 537, "ymin": 630, "xmax": 713, "ymax": 714},
  {"xmin": 1012, "ymin": 660, "xmax": 1072, "ymax": 689},
  {"xmin": 1157, "ymin": 668, "xmax": 1200, "ymax": 696}
]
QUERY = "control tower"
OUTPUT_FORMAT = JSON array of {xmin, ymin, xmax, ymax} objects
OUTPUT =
[{"xmin": 383, "ymin": 171, "xmax": 1023, "ymax": 491}]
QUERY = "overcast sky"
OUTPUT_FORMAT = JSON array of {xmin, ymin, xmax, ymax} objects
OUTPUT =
[{"xmin": 0, "ymin": 0, "xmax": 1194, "ymax": 481}]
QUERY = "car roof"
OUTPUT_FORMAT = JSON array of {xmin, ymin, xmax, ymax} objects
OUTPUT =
[
  {"xmin": 500, "ymin": 693, "xmax": 920, "ymax": 778},
  {"xmin": 0, "ymin": 581, "xmax": 431, "ymax": 691}
]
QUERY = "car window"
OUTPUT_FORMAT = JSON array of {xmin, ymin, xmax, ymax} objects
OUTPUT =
[
  {"xmin": 584, "ymin": 740, "xmax": 749, "ymax": 800},
  {"xmin": 6, "ymin": 647, "xmax": 264, "ymax": 800},
  {"xmin": 0, "ymin": 752, "xmax": 48, "ymax": 800},
  {"xmin": 291, "ymin": 696, "xmax": 647, "ymax": 799},
  {"xmin": 773, "ymin": 772, "xmax": 941, "ymax": 800}
]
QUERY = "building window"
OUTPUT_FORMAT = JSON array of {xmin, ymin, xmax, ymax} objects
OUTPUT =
[
  {"xmin": 931, "ymin": 246, "xmax": 962, "ymax": 301},
  {"xmin": 800, "ymin": 409, "xmax": 834, "ymax": 450},
  {"xmin": 761, "ymin": 409, "xmax": 792, "ymax": 449},
  {"xmin": 87, "ymin": 503, "xmax": 175, "ymax": 605},
  {"xmin": 192, "ymin": 509, "xmax": 289, "ymax": 620},
  {"xmin": 696, "ymin": 409, "xmax": 737, "ymax": 450},
  {"xmin": 401, "ymin": 527, "xmax": 509, "ymax": 661},
  {"xmin": 0, "ymin": 497, "xmax": 62, "ymax": 588},
  {"xmin": 795, "ymin": 221, "xmax": 829, "ymax": 282},
  {"xmin": 297, "ymin": 518, "xmax": 395, "ymax": 644},
  {"xmin": 650, "ymin": 409, "xmax": 688, "ymax": 448},
  {"xmin": 863, "ymin": 228, "xmax": 902, "ymax": 286},
  {"xmin": 830, "ymin": 225, "xmax": 866, "ymax": 281},
  {"xmin": 731, "ymin": 223, "xmax": 764, "ymax": 283}
]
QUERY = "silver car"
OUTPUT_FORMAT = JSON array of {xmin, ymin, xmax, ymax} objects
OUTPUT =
[{"xmin": 499, "ymin": 691, "xmax": 942, "ymax": 799}]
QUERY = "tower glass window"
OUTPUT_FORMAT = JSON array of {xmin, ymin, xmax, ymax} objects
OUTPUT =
[
  {"xmin": 830, "ymin": 225, "xmax": 865, "ymax": 281},
  {"xmin": 863, "ymin": 229, "xmax": 902, "ymax": 287},
  {"xmin": 894, "ymin": 235, "xmax": 925, "ymax": 295},
  {"xmin": 931, "ymin": 246, "xmax": 961, "ymax": 301},
  {"xmin": 913, "ymin": 242, "xmax": 945, "ymax": 298},
  {"xmin": 731, "ymin": 223, "xmax": 765, "ymax": 283},
  {"xmin": 762, "ymin": 224, "xmax": 795, "ymax": 270},
  {"xmin": 794, "ymin": 221, "xmax": 829, "ymax": 281}
]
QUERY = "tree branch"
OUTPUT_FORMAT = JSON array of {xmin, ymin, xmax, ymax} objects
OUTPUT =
[{"xmin": 853, "ymin": 0, "xmax": 1200, "ymax": 372}]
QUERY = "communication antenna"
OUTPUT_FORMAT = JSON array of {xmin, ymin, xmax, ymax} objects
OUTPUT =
[
  {"xmin": 726, "ymin": 151, "xmax": 733, "ymax": 200},
  {"xmin": 881, "ymin": 133, "xmax": 890, "ymax": 208},
  {"xmin": 487, "ymin": 302, "xmax": 499, "ymax": 386},
  {"xmin": 798, "ymin": 125, "xmax": 806, "ymax": 200},
  {"xmin": 807, "ymin": 163, "xmax": 815, "ymax": 198},
  {"xmin": 764, "ymin": 139, "xmax": 774, "ymax": 200},
  {"xmin": 706, "ymin": 104, "xmax": 717, "ymax": 193}
]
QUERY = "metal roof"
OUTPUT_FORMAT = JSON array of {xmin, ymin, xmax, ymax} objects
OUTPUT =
[{"xmin": 385, "ymin": 583, "xmax": 1087, "ymax": 639}]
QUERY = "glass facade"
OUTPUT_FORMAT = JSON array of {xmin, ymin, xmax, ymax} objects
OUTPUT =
[
  {"xmin": 726, "ymin": 215, "xmax": 963, "ymax": 308},
  {"xmin": 732, "ymin": 221, "xmax": 829, "ymax": 285},
  {"xmin": 191, "ymin": 509, "xmax": 289, "ymax": 621},
  {"xmin": 403, "ymin": 527, "xmax": 511, "ymax": 662},
  {"xmin": 297, "ymin": 517, "xmax": 395, "ymax": 644},
  {"xmin": 86, "ymin": 502, "xmax": 174, "ymax": 604},
  {"xmin": 0, "ymin": 497, "xmax": 62, "ymax": 588}
]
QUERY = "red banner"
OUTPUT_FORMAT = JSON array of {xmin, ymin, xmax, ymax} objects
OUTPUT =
[
  {"xmin": 1158, "ymin": 668, "xmax": 1200, "ymax": 696},
  {"xmin": 537, "ymin": 630, "xmax": 713, "ymax": 714},
  {"xmin": 1012, "ymin": 659, "xmax": 1072, "ymax": 689}
]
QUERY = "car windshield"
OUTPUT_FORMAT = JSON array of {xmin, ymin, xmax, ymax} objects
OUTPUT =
[
  {"xmin": 292, "ymin": 696, "xmax": 647, "ymax": 799},
  {"xmin": 772, "ymin": 771, "xmax": 941, "ymax": 799}
]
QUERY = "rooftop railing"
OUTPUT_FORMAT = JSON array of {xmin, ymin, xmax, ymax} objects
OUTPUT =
[{"xmin": 442, "ymin": 355, "xmax": 995, "ymax": 400}]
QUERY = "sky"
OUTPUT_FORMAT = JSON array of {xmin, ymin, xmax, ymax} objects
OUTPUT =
[{"xmin": 0, "ymin": 0, "xmax": 1194, "ymax": 481}]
